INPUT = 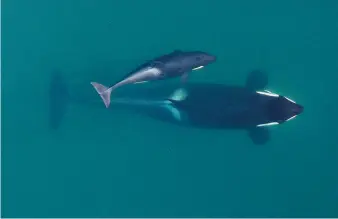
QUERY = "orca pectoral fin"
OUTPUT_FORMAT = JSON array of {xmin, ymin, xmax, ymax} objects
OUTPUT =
[
  {"xmin": 245, "ymin": 69, "xmax": 269, "ymax": 90},
  {"xmin": 247, "ymin": 127, "xmax": 270, "ymax": 145}
]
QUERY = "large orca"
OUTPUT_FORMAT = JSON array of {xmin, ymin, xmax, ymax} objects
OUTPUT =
[{"xmin": 48, "ymin": 70, "xmax": 303, "ymax": 145}]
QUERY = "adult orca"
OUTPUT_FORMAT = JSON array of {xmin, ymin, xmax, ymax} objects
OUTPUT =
[{"xmin": 48, "ymin": 70, "xmax": 304, "ymax": 145}]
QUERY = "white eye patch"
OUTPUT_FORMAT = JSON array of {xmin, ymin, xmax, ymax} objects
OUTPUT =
[
  {"xmin": 260, "ymin": 90, "xmax": 297, "ymax": 104},
  {"xmin": 257, "ymin": 122, "xmax": 279, "ymax": 127},
  {"xmin": 286, "ymin": 115, "xmax": 297, "ymax": 121},
  {"xmin": 284, "ymin": 96, "xmax": 296, "ymax": 103},
  {"xmin": 256, "ymin": 90, "xmax": 279, "ymax": 97}
]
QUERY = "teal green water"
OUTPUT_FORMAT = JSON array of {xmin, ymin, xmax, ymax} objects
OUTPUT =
[{"xmin": 2, "ymin": 0, "xmax": 338, "ymax": 217}]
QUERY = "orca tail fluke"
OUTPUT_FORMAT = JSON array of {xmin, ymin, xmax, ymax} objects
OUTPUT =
[
  {"xmin": 49, "ymin": 71, "xmax": 70, "ymax": 130},
  {"xmin": 90, "ymin": 82, "xmax": 113, "ymax": 108}
]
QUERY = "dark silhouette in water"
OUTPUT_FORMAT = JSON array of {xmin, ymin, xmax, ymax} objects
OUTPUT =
[
  {"xmin": 49, "ymin": 70, "xmax": 303, "ymax": 145},
  {"xmin": 90, "ymin": 50, "xmax": 216, "ymax": 108}
]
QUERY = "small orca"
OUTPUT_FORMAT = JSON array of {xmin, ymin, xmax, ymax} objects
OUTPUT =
[
  {"xmin": 48, "ymin": 70, "xmax": 304, "ymax": 145},
  {"xmin": 90, "ymin": 50, "xmax": 216, "ymax": 108}
]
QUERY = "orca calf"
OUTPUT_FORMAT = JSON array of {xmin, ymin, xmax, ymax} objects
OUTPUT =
[
  {"xmin": 90, "ymin": 50, "xmax": 216, "ymax": 108},
  {"xmin": 49, "ymin": 70, "xmax": 303, "ymax": 145}
]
